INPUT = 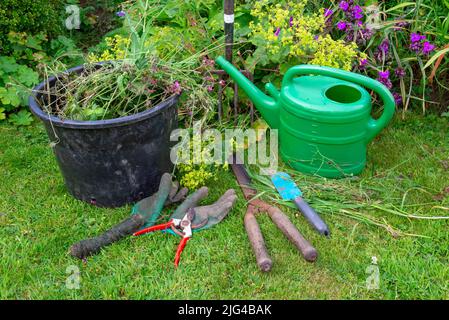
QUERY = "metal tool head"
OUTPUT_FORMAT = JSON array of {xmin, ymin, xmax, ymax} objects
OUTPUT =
[
  {"xmin": 170, "ymin": 207, "xmax": 207, "ymax": 237},
  {"xmin": 271, "ymin": 172, "xmax": 302, "ymax": 200},
  {"xmin": 183, "ymin": 207, "xmax": 195, "ymax": 223},
  {"xmin": 172, "ymin": 208, "xmax": 195, "ymax": 237}
]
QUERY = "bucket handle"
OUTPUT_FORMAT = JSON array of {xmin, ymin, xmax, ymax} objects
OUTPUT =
[{"xmin": 283, "ymin": 65, "xmax": 395, "ymax": 142}]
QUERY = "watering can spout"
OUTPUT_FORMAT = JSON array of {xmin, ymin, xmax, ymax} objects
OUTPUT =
[{"xmin": 216, "ymin": 56, "xmax": 280, "ymax": 129}]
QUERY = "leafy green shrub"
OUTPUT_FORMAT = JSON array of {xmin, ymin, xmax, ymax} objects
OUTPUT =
[
  {"xmin": 0, "ymin": 0, "xmax": 64, "ymax": 125},
  {"xmin": 0, "ymin": 56, "xmax": 39, "ymax": 125},
  {"xmin": 0, "ymin": 31, "xmax": 83, "ymax": 125},
  {"xmin": 0, "ymin": 0, "xmax": 64, "ymax": 55}
]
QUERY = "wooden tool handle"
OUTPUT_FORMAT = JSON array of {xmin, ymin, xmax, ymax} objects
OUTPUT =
[
  {"xmin": 70, "ymin": 214, "xmax": 145, "ymax": 259},
  {"xmin": 266, "ymin": 206, "xmax": 318, "ymax": 262},
  {"xmin": 244, "ymin": 206, "xmax": 272, "ymax": 272}
]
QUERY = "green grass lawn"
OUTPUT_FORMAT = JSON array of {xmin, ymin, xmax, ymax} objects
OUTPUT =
[{"xmin": 0, "ymin": 112, "xmax": 448, "ymax": 299}]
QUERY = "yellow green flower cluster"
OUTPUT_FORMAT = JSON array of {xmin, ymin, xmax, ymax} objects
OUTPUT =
[
  {"xmin": 178, "ymin": 165, "xmax": 215, "ymax": 191},
  {"xmin": 143, "ymin": 26, "xmax": 185, "ymax": 58},
  {"xmin": 309, "ymin": 36, "xmax": 362, "ymax": 70},
  {"xmin": 176, "ymin": 136, "xmax": 228, "ymax": 191},
  {"xmin": 249, "ymin": 0, "xmax": 365, "ymax": 71},
  {"xmin": 87, "ymin": 35, "xmax": 131, "ymax": 63}
]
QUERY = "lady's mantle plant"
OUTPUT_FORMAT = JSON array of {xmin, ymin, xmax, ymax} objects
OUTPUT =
[{"xmin": 248, "ymin": 0, "xmax": 366, "ymax": 73}]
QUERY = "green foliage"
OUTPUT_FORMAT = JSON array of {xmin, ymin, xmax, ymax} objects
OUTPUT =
[
  {"xmin": 0, "ymin": 56, "xmax": 39, "ymax": 125},
  {"xmin": 247, "ymin": 0, "xmax": 364, "ymax": 77},
  {"xmin": 83, "ymin": 0, "xmax": 249, "ymax": 121},
  {"xmin": 6, "ymin": 30, "xmax": 83, "ymax": 68},
  {"xmin": 120, "ymin": 0, "xmax": 225, "ymax": 60},
  {"xmin": 325, "ymin": 0, "xmax": 449, "ymax": 114},
  {"xmin": 0, "ymin": 27, "xmax": 82, "ymax": 126},
  {"xmin": 8, "ymin": 110, "xmax": 34, "ymax": 126},
  {"xmin": 65, "ymin": 0, "xmax": 126, "ymax": 50},
  {"xmin": 0, "ymin": 0, "xmax": 64, "ymax": 55},
  {"xmin": 41, "ymin": 1, "xmax": 216, "ymax": 122}
]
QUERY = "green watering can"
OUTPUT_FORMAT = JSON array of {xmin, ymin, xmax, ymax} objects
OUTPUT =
[{"xmin": 216, "ymin": 56, "xmax": 396, "ymax": 178}]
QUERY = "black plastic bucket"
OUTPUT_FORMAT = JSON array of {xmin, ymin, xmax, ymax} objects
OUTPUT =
[{"xmin": 29, "ymin": 64, "xmax": 179, "ymax": 207}]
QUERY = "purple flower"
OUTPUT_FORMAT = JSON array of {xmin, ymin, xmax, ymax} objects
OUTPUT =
[
  {"xmin": 358, "ymin": 58, "xmax": 368, "ymax": 70},
  {"xmin": 422, "ymin": 41, "xmax": 435, "ymax": 55},
  {"xmin": 289, "ymin": 16, "xmax": 294, "ymax": 27},
  {"xmin": 360, "ymin": 28, "xmax": 374, "ymax": 41},
  {"xmin": 393, "ymin": 92, "xmax": 403, "ymax": 106},
  {"xmin": 409, "ymin": 33, "xmax": 435, "ymax": 55},
  {"xmin": 324, "ymin": 8, "xmax": 334, "ymax": 17},
  {"xmin": 339, "ymin": 1, "xmax": 349, "ymax": 11},
  {"xmin": 379, "ymin": 39, "xmax": 390, "ymax": 52},
  {"xmin": 410, "ymin": 32, "xmax": 426, "ymax": 43},
  {"xmin": 378, "ymin": 70, "xmax": 390, "ymax": 79},
  {"xmin": 170, "ymin": 81, "xmax": 182, "ymax": 95},
  {"xmin": 337, "ymin": 21, "xmax": 348, "ymax": 31},
  {"xmin": 375, "ymin": 39, "xmax": 390, "ymax": 62},
  {"xmin": 379, "ymin": 39, "xmax": 389, "ymax": 53},
  {"xmin": 351, "ymin": 5, "xmax": 363, "ymax": 20},
  {"xmin": 377, "ymin": 70, "xmax": 392, "ymax": 89},
  {"xmin": 202, "ymin": 57, "xmax": 215, "ymax": 68},
  {"xmin": 410, "ymin": 41, "xmax": 422, "ymax": 53},
  {"xmin": 395, "ymin": 68, "xmax": 405, "ymax": 78},
  {"xmin": 353, "ymin": 12, "xmax": 363, "ymax": 20},
  {"xmin": 274, "ymin": 27, "xmax": 281, "ymax": 37},
  {"xmin": 116, "ymin": 11, "xmax": 126, "ymax": 17},
  {"xmin": 394, "ymin": 18, "xmax": 409, "ymax": 31},
  {"xmin": 345, "ymin": 29, "xmax": 355, "ymax": 42},
  {"xmin": 380, "ymin": 79, "xmax": 392, "ymax": 89}
]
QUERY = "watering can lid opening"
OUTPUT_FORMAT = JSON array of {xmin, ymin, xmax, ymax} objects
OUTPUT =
[{"xmin": 282, "ymin": 75, "xmax": 372, "ymax": 114}]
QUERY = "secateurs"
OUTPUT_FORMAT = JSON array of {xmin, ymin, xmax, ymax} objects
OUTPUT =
[
  {"xmin": 133, "ymin": 208, "xmax": 206, "ymax": 267},
  {"xmin": 132, "ymin": 188, "xmax": 237, "ymax": 267},
  {"xmin": 70, "ymin": 173, "xmax": 237, "ymax": 264}
]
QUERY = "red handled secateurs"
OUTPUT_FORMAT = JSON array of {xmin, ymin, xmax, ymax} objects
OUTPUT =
[{"xmin": 133, "ymin": 208, "xmax": 203, "ymax": 267}]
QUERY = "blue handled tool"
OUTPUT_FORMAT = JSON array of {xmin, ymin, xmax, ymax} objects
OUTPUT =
[{"xmin": 271, "ymin": 172, "xmax": 330, "ymax": 236}]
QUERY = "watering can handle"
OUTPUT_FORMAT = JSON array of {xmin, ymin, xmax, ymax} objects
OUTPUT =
[{"xmin": 283, "ymin": 65, "xmax": 395, "ymax": 142}]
